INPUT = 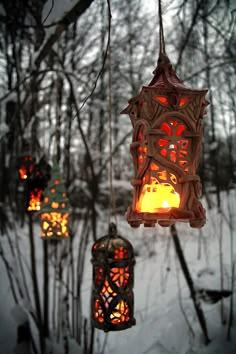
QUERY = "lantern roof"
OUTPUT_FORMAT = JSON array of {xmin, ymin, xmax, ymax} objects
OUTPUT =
[
  {"xmin": 148, "ymin": 53, "xmax": 196, "ymax": 90},
  {"xmin": 121, "ymin": 53, "xmax": 208, "ymax": 114},
  {"xmin": 41, "ymin": 164, "xmax": 69, "ymax": 214},
  {"xmin": 92, "ymin": 223, "xmax": 134, "ymax": 262}
]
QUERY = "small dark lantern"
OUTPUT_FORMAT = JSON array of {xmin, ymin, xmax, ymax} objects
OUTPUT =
[
  {"xmin": 18, "ymin": 142, "xmax": 35, "ymax": 180},
  {"xmin": 122, "ymin": 53, "xmax": 209, "ymax": 229},
  {"xmin": 91, "ymin": 223, "xmax": 136, "ymax": 332},
  {"xmin": 26, "ymin": 157, "xmax": 51, "ymax": 213}
]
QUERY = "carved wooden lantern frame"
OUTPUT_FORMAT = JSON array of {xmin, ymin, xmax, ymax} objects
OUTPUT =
[
  {"xmin": 122, "ymin": 54, "xmax": 209, "ymax": 228},
  {"xmin": 91, "ymin": 223, "xmax": 136, "ymax": 331}
]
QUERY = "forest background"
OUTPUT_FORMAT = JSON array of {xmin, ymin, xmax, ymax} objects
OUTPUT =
[{"xmin": 0, "ymin": 0, "xmax": 236, "ymax": 353}]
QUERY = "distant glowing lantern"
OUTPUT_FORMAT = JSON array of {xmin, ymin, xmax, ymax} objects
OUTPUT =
[
  {"xmin": 91, "ymin": 223, "xmax": 135, "ymax": 331},
  {"xmin": 18, "ymin": 143, "xmax": 35, "ymax": 180},
  {"xmin": 40, "ymin": 165, "xmax": 69, "ymax": 239},
  {"xmin": 122, "ymin": 53, "xmax": 209, "ymax": 228},
  {"xmin": 27, "ymin": 188, "xmax": 43, "ymax": 212},
  {"xmin": 26, "ymin": 157, "xmax": 51, "ymax": 213}
]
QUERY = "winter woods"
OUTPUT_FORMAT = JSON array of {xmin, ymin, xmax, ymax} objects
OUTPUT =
[{"xmin": 0, "ymin": 0, "xmax": 235, "ymax": 353}]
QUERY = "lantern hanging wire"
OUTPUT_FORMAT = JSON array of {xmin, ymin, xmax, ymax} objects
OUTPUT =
[{"xmin": 158, "ymin": 0, "xmax": 166, "ymax": 60}]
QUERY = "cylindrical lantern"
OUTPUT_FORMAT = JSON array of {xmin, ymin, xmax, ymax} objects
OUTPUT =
[
  {"xmin": 121, "ymin": 54, "xmax": 209, "ymax": 228},
  {"xmin": 40, "ymin": 165, "xmax": 69, "ymax": 239},
  {"xmin": 91, "ymin": 223, "xmax": 135, "ymax": 331}
]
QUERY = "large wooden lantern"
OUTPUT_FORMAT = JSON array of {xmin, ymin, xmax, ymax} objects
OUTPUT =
[
  {"xmin": 40, "ymin": 165, "xmax": 69, "ymax": 239},
  {"xmin": 122, "ymin": 54, "xmax": 209, "ymax": 228},
  {"xmin": 91, "ymin": 223, "xmax": 135, "ymax": 331}
]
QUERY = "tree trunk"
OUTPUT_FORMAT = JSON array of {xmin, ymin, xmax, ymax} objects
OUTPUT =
[{"xmin": 170, "ymin": 224, "xmax": 210, "ymax": 344}]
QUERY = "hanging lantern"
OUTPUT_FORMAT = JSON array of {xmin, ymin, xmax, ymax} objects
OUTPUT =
[
  {"xmin": 26, "ymin": 164, "xmax": 46, "ymax": 212},
  {"xmin": 18, "ymin": 142, "xmax": 35, "ymax": 180},
  {"xmin": 40, "ymin": 165, "xmax": 69, "ymax": 239},
  {"xmin": 91, "ymin": 223, "xmax": 135, "ymax": 332},
  {"xmin": 26, "ymin": 158, "xmax": 51, "ymax": 213},
  {"xmin": 27, "ymin": 187, "xmax": 43, "ymax": 212},
  {"xmin": 122, "ymin": 53, "xmax": 209, "ymax": 228}
]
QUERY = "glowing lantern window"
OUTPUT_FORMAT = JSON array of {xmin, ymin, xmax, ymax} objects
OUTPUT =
[
  {"xmin": 91, "ymin": 223, "xmax": 135, "ymax": 332},
  {"xmin": 40, "ymin": 165, "xmax": 69, "ymax": 239},
  {"xmin": 136, "ymin": 126, "xmax": 147, "ymax": 171},
  {"xmin": 121, "ymin": 53, "xmax": 209, "ymax": 228},
  {"xmin": 155, "ymin": 96, "xmax": 168, "ymax": 105},
  {"xmin": 27, "ymin": 188, "xmax": 42, "ymax": 212},
  {"xmin": 18, "ymin": 156, "xmax": 35, "ymax": 180},
  {"xmin": 179, "ymin": 97, "xmax": 189, "ymax": 107},
  {"xmin": 138, "ymin": 178, "xmax": 180, "ymax": 213}
]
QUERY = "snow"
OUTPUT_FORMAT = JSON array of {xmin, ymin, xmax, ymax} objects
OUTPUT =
[
  {"xmin": 0, "ymin": 190, "xmax": 236, "ymax": 354},
  {"xmin": 0, "ymin": 259, "xmax": 16, "ymax": 354},
  {"xmin": 11, "ymin": 305, "xmax": 28, "ymax": 325},
  {"xmin": 209, "ymin": 141, "xmax": 218, "ymax": 151},
  {"xmin": 42, "ymin": 0, "xmax": 79, "ymax": 26},
  {"xmin": 40, "ymin": 0, "xmax": 82, "ymax": 46}
]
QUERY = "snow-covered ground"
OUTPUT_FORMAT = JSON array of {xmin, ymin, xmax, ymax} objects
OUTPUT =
[{"xmin": 0, "ymin": 190, "xmax": 236, "ymax": 354}]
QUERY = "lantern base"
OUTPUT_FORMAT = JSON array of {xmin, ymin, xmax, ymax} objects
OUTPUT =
[
  {"xmin": 92, "ymin": 317, "xmax": 136, "ymax": 332},
  {"xmin": 126, "ymin": 206, "xmax": 206, "ymax": 229},
  {"xmin": 41, "ymin": 235, "xmax": 69, "ymax": 240}
]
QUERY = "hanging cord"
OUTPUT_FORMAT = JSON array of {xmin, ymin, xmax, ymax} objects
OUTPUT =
[
  {"xmin": 107, "ymin": 0, "xmax": 117, "ymax": 225},
  {"xmin": 158, "ymin": 0, "xmax": 166, "ymax": 58}
]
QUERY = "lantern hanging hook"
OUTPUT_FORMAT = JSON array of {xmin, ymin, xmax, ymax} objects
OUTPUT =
[
  {"xmin": 158, "ymin": 0, "xmax": 165, "ymax": 55},
  {"xmin": 108, "ymin": 222, "xmax": 117, "ymax": 238},
  {"xmin": 157, "ymin": 0, "xmax": 169, "ymax": 65}
]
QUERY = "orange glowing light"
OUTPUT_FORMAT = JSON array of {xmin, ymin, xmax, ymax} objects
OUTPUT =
[
  {"xmin": 27, "ymin": 189, "xmax": 42, "ymax": 212},
  {"xmin": 179, "ymin": 97, "xmax": 189, "ymax": 107},
  {"xmin": 155, "ymin": 96, "xmax": 168, "ymax": 105},
  {"xmin": 51, "ymin": 202, "xmax": 59, "ymax": 209},
  {"xmin": 110, "ymin": 267, "xmax": 129, "ymax": 287},
  {"xmin": 138, "ymin": 179, "xmax": 180, "ymax": 213},
  {"xmin": 138, "ymin": 156, "xmax": 144, "ymax": 165},
  {"xmin": 44, "ymin": 197, "xmax": 49, "ymax": 203},
  {"xmin": 41, "ymin": 212, "xmax": 69, "ymax": 238},
  {"xmin": 110, "ymin": 300, "xmax": 130, "ymax": 323},
  {"xmin": 19, "ymin": 166, "xmax": 27, "ymax": 180},
  {"xmin": 114, "ymin": 247, "xmax": 129, "ymax": 259},
  {"xmin": 100, "ymin": 280, "xmax": 117, "ymax": 309},
  {"xmin": 150, "ymin": 163, "xmax": 159, "ymax": 171},
  {"xmin": 94, "ymin": 299, "xmax": 104, "ymax": 323}
]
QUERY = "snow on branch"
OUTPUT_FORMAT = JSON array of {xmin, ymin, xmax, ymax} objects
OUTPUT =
[{"xmin": 34, "ymin": 0, "xmax": 95, "ymax": 68}]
